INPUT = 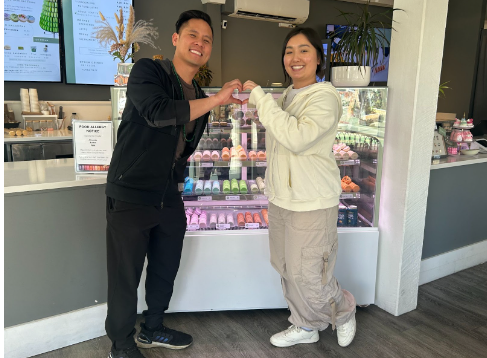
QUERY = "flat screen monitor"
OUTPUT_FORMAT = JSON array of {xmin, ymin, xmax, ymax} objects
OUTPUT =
[
  {"xmin": 326, "ymin": 24, "xmax": 391, "ymax": 83},
  {"xmin": 4, "ymin": 0, "xmax": 62, "ymax": 82},
  {"xmin": 62, "ymin": 0, "xmax": 132, "ymax": 85}
]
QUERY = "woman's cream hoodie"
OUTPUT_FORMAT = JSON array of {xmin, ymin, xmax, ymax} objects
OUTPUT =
[{"xmin": 248, "ymin": 82, "xmax": 342, "ymax": 212}]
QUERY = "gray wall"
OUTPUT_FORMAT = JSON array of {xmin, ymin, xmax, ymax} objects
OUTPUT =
[
  {"xmin": 4, "ymin": 186, "xmax": 107, "ymax": 327},
  {"xmin": 422, "ymin": 163, "xmax": 487, "ymax": 260},
  {"xmin": 437, "ymin": 0, "xmax": 486, "ymax": 118}
]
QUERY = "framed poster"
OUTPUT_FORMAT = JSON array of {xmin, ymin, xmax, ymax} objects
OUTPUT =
[{"xmin": 72, "ymin": 120, "xmax": 113, "ymax": 173}]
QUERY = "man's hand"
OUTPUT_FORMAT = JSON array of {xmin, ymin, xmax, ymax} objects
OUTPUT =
[
  {"xmin": 215, "ymin": 79, "xmax": 243, "ymax": 106},
  {"xmin": 242, "ymin": 80, "xmax": 259, "ymax": 105}
]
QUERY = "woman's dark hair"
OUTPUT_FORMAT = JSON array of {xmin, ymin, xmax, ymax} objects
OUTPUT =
[
  {"xmin": 281, "ymin": 27, "xmax": 325, "ymax": 84},
  {"xmin": 176, "ymin": 10, "xmax": 214, "ymax": 37}
]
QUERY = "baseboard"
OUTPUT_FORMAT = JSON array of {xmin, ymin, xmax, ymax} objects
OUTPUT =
[
  {"xmin": 4, "ymin": 303, "xmax": 107, "ymax": 358},
  {"xmin": 419, "ymin": 240, "xmax": 487, "ymax": 285}
]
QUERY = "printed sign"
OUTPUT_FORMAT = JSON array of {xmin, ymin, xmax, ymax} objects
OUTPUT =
[{"xmin": 73, "ymin": 120, "xmax": 113, "ymax": 173}]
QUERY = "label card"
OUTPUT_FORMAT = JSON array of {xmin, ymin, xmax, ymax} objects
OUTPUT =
[{"xmin": 187, "ymin": 224, "xmax": 200, "ymax": 231}]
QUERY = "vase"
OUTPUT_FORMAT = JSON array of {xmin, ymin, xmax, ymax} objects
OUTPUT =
[
  {"xmin": 331, "ymin": 66, "xmax": 371, "ymax": 87},
  {"xmin": 114, "ymin": 62, "xmax": 134, "ymax": 86}
]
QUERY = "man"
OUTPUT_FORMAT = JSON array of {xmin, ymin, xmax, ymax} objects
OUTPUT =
[{"xmin": 105, "ymin": 10, "xmax": 242, "ymax": 358}]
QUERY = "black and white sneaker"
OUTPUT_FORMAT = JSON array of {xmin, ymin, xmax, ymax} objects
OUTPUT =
[
  {"xmin": 108, "ymin": 345, "xmax": 145, "ymax": 358},
  {"xmin": 136, "ymin": 323, "xmax": 193, "ymax": 350}
]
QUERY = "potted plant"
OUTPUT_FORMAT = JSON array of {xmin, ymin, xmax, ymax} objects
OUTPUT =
[
  {"xmin": 194, "ymin": 64, "xmax": 213, "ymax": 87},
  {"xmin": 328, "ymin": 0, "xmax": 399, "ymax": 87},
  {"xmin": 93, "ymin": 6, "xmax": 159, "ymax": 85}
]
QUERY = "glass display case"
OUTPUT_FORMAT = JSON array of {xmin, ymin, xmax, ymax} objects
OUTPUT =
[{"xmin": 182, "ymin": 87, "xmax": 388, "ymax": 231}]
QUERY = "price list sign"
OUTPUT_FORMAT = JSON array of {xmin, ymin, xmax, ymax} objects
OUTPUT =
[{"xmin": 73, "ymin": 120, "xmax": 113, "ymax": 173}]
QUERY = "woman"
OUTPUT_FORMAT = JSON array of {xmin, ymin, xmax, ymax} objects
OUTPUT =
[{"xmin": 243, "ymin": 28, "xmax": 356, "ymax": 348}]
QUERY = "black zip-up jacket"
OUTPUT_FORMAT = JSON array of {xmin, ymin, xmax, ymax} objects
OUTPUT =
[{"xmin": 105, "ymin": 58, "xmax": 209, "ymax": 206}]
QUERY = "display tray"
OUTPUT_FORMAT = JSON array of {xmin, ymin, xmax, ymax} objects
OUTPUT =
[
  {"xmin": 4, "ymin": 122, "xmax": 21, "ymax": 129},
  {"xmin": 452, "ymin": 125, "xmax": 474, "ymax": 129},
  {"xmin": 188, "ymin": 158, "xmax": 360, "ymax": 168},
  {"xmin": 185, "ymin": 208, "xmax": 269, "ymax": 231}
]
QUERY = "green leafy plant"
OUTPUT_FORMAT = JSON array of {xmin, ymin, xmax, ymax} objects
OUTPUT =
[
  {"xmin": 329, "ymin": 0, "xmax": 401, "ymax": 70},
  {"xmin": 194, "ymin": 64, "xmax": 213, "ymax": 87},
  {"xmin": 438, "ymin": 81, "xmax": 451, "ymax": 98}
]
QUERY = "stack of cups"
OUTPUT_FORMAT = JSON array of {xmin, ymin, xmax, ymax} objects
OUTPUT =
[
  {"xmin": 29, "ymin": 88, "xmax": 40, "ymax": 113},
  {"xmin": 20, "ymin": 88, "xmax": 31, "ymax": 113}
]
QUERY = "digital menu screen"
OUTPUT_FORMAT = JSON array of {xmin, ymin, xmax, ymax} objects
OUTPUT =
[
  {"xmin": 4, "ymin": 0, "xmax": 62, "ymax": 82},
  {"xmin": 62, "ymin": 0, "xmax": 132, "ymax": 85}
]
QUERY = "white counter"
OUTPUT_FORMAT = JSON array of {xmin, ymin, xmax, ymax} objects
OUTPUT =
[
  {"xmin": 4, "ymin": 129, "xmax": 72, "ymax": 143},
  {"xmin": 4, "ymin": 158, "xmax": 107, "ymax": 194},
  {"xmin": 431, "ymin": 153, "xmax": 487, "ymax": 170}
]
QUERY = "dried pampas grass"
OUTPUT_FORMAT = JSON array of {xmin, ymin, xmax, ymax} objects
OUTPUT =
[{"xmin": 93, "ymin": 5, "xmax": 159, "ymax": 63}]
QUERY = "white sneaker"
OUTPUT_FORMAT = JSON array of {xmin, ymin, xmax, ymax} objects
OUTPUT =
[
  {"xmin": 337, "ymin": 315, "xmax": 356, "ymax": 347},
  {"xmin": 270, "ymin": 325, "xmax": 319, "ymax": 347}
]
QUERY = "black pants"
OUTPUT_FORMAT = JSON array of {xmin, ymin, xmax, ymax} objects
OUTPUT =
[{"xmin": 105, "ymin": 187, "xmax": 186, "ymax": 350}]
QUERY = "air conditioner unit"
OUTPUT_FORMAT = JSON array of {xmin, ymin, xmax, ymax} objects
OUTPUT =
[
  {"xmin": 335, "ymin": 0, "xmax": 394, "ymax": 8},
  {"xmin": 222, "ymin": 0, "xmax": 309, "ymax": 24}
]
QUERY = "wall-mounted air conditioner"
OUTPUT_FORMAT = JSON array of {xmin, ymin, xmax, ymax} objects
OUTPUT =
[{"xmin": 222, "ymin": 0, "xmax": 310, "ymax": 24}]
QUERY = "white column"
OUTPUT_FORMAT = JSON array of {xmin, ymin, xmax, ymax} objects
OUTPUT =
[{"xmin": 376, "ymin": 0, "xmax": 449, "ymax": 315}]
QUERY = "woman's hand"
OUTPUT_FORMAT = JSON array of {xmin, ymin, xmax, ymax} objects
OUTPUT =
[{"xmin": 243, "ymin": 80, "xmax": 259, "ymax": 105}]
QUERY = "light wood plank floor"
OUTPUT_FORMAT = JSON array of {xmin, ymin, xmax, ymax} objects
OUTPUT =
[{"xmin": 34, "ymin": 263, "xmax": 487, "ymax": 358}]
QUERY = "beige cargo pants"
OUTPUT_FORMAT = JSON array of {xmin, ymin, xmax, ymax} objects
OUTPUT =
[{"xmin": 268, "ymin": 202, "xmax": 356, "ymax": 331}]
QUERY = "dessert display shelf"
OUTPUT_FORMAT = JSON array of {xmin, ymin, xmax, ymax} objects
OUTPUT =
[
  {"xmin": 108, "ymin": 86, "xmax": 388, "ymax": 230},
  {"xmin": 178, "ymin": 86, "xmax": 388, "ymax": 231}
]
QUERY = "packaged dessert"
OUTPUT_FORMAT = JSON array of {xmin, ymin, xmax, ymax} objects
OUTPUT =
[
  {"xmin": 253, "ymin": 213, "xmax": 262, "ymax": 226},
  {"xmin": 244, "ymin": 212, "xmax": 253, "ymax": 223},
  {"xmin": 261, "ymin": 209, "xmax": 269, "ymax": 225},
  {"xmin": 237, "ymin": 213, "xmax": 245, "ymax": 227}
]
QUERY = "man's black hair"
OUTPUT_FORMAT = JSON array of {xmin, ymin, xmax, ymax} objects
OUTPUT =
[{"xmin": 175, "ymin": 10, "xmax": 214, "ymax": 37}]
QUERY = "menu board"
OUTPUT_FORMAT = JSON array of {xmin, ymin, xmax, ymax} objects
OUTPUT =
[
  {"xmin": 62, "ymin": 0, "xmax": 132, "ymax": 85},
  {"xmin": 4, "ymin": 0, "xmax": 62, "ymax": 82}
]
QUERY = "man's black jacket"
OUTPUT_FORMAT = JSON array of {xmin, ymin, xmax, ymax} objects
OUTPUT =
[{"xmin": 106, "ymin": 58, "xmax": 209, "ymax": 206}]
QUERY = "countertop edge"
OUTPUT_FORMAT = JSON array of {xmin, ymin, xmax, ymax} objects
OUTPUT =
[
  {"xmin": 4, "ymin": 179, "xmax": 107, "ymax": 195},
  {"xmin": 431, "ymin": 155, "xmax": 487, "ymax": 170},
  {"xmin": 4, "ymin": 136, "xmax": 73, "ymax": 143}
]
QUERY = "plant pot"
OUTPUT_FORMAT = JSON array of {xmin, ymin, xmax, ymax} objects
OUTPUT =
[
  {"xmin": 114, "ymin": 63, "xmax": 134, "ymax": 86},
  {"xmin": 331, "ymin": 66, "xmax": 371, "ymax": 87}
]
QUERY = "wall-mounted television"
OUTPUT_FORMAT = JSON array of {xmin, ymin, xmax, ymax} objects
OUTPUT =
[
  {"xmin": 4, "ymin": 0, "xmax": 62, "ymax": 82},
  {"xmin": 61, "ymin": 0, "xmax": 132, "ymax": 85},
  {"xmin": 326, "ymin": 24, "xmax": 391, "ymax": 83}
]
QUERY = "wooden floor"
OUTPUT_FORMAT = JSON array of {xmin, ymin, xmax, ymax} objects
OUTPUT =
[{"xmin": 35, "ymin": 263, "xmax": 487, "ymax": 358}]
